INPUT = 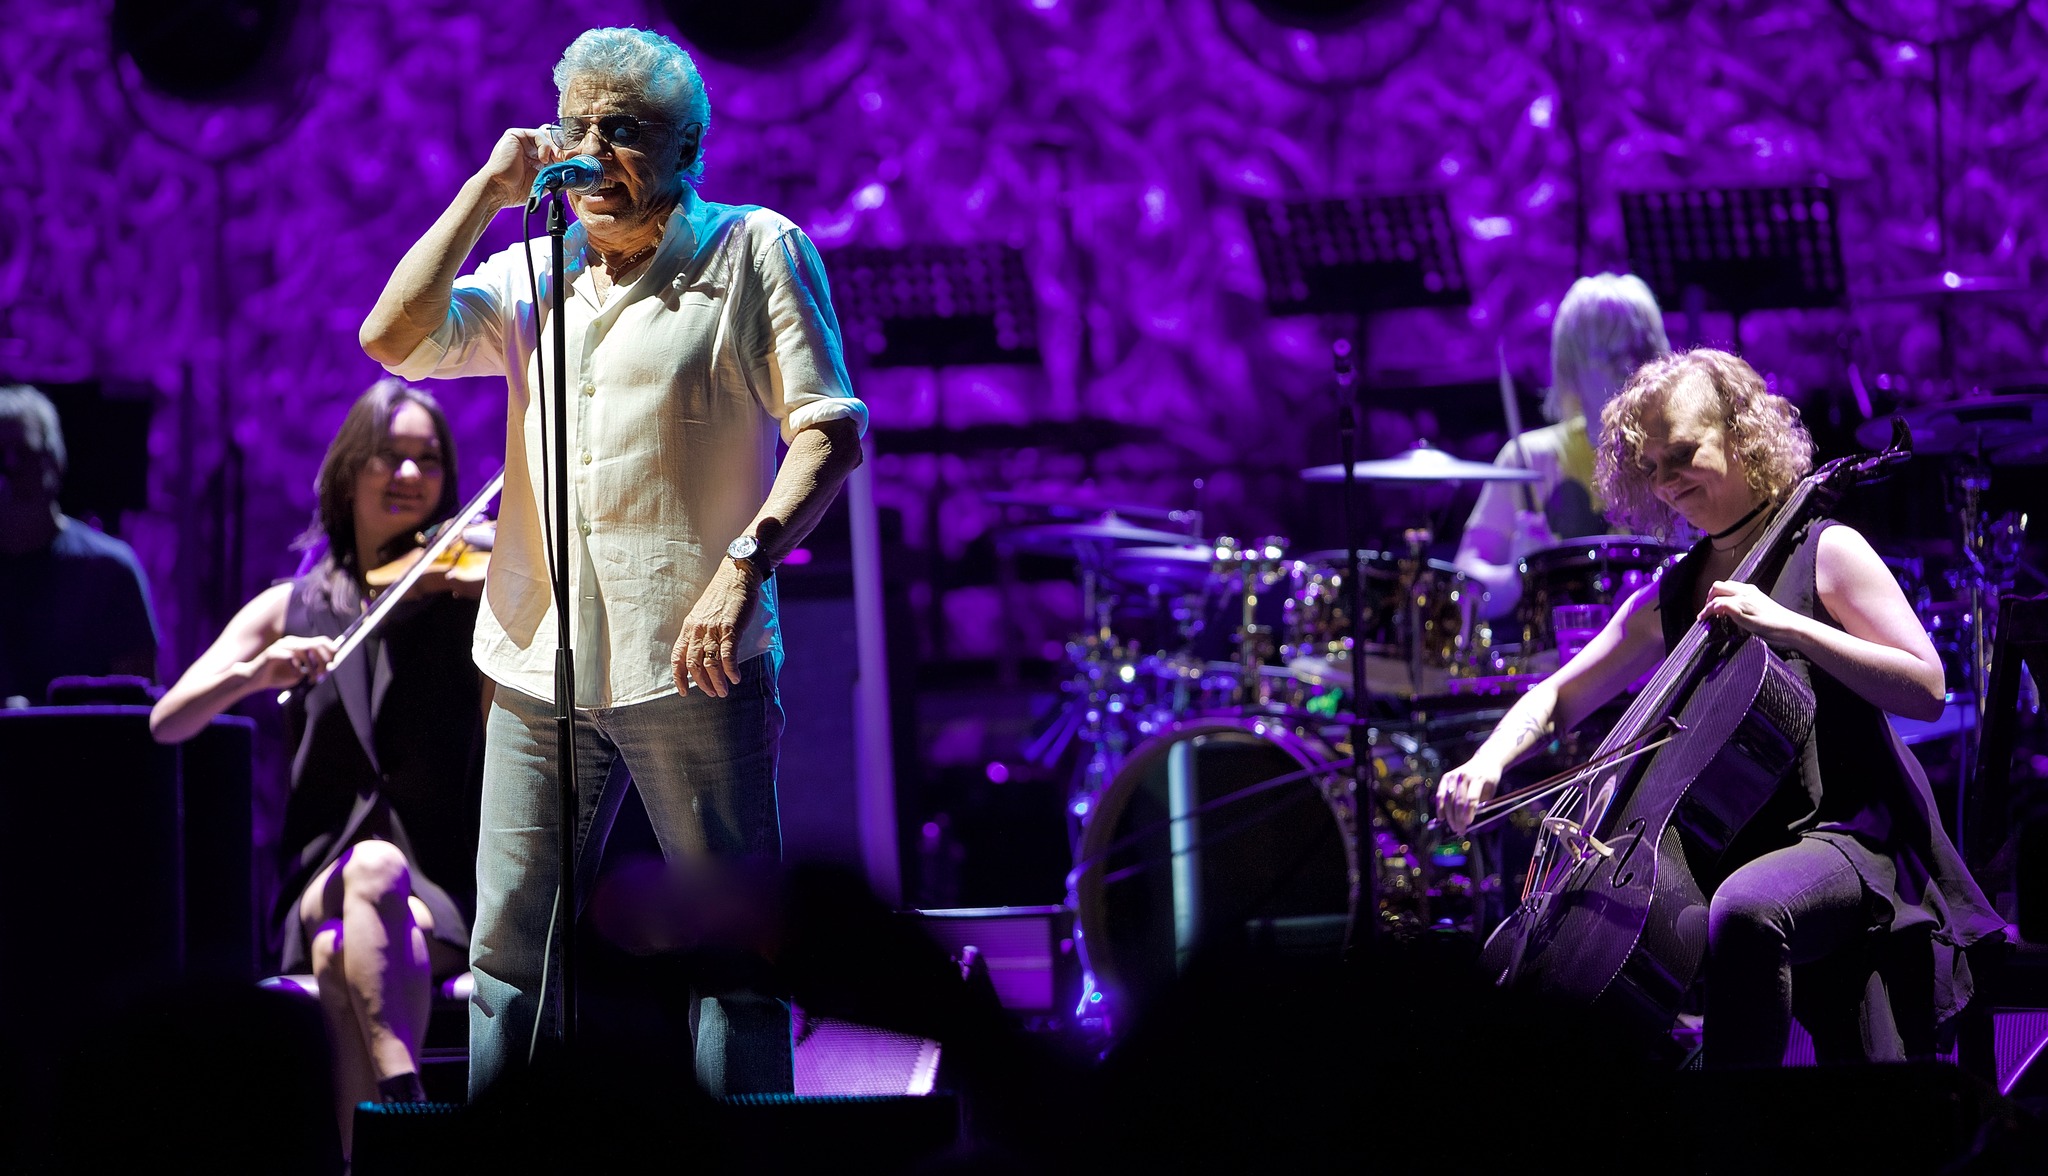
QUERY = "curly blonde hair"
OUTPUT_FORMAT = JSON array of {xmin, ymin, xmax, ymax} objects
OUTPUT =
[{"xmin": 1595, "ymin": 349, "xmax": 1813, "ymax": 538}]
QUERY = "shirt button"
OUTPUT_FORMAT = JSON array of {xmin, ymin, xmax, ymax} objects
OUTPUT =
[
  {"xmin": 582, "ymin": 382, "xmax": 595, "ymax": 397},
  {"xmin": 579, "ymin": 521, "xmax": 591, "ymax": 536},
  {"xmin": 581, "ymin": 452, "xmax": 593, "ymax": 465}
]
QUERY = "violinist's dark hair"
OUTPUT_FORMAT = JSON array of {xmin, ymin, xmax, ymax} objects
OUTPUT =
[{"xmin": 294, "ymin": 378, "xmax": 459, "ymax": 615}]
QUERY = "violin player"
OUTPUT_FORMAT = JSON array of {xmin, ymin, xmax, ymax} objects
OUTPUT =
[
  {"xmin": 1438, "ymin": 349, "xmax": 2002, "ymax": 1067},
  {"xmin": 359, "ymin": 26, "xmax": 868, "ymax": 1100},
  {"xmin": 153, "ymin": 378, "xmax": 485, "ymax": 1150}
]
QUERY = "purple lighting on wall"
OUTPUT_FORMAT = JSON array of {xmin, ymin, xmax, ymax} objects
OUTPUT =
[{"xmin": 2, "ymin": 0, "xmax": 2041, "ymax": 729}]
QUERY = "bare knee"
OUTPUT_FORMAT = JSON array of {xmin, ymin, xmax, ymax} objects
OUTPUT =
[
  {"xmin": 340, "ymin": 840, "xmax": 414, "ymax": 908},
  {"xmin": 309, "ymin": 924, "xmax": 344, "ymax": 972}
]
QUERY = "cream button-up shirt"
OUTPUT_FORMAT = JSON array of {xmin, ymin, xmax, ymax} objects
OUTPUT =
[{"xmin": 387, "ymin": 189, "xmax": 868, "ymax": 708}]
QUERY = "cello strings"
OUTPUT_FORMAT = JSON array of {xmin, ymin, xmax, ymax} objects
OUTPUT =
[{"xmin": 1519, "ymin": 474, "xmax": 1820, "ymax": 890}]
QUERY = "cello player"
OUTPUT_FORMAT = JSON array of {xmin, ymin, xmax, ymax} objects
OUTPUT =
[{"xmin": 1437, "ymin": 349, "xmax": 2001, "ymax": 1066}]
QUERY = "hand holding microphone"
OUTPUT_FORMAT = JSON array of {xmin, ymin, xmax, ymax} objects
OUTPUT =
[
  {"xmin": 527, "ymin": 154, "xmax": 605, "ymax": 211},
  {"xmin": 477, "ymin": 127, "xmax": 604, "ymax": 211}
]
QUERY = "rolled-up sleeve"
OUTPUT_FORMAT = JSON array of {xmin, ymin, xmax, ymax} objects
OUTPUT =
[
  {"xmin": 383, "ymin": 248, "xmax": 525, "ymax": 382},
  {"xmin": 751, "ymin": 224, "xmax": 869, "ymax": 442}
]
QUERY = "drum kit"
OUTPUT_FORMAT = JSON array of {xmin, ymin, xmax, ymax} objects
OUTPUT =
[
  {"xmin": 1008, "ymin": 441, "xmax": 1682, "ymax": 1032},
  {"xmin": 1850, "ymin": 396, "xmax": 2043, "ymax": 803},
  {"xmin": 1005, "ymin": 394, "xmax": 2045, "ymax": 1032}
]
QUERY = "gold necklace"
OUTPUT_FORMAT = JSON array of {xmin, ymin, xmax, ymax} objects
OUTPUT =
[{"xmin": 600, "ymin": 243, "xmax": 656, "ymax": 274}]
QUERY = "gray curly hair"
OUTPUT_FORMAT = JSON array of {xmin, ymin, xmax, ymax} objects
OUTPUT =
[{"xmin": 555, "ymin": 27, "xmax": 711, "ymax": 182}]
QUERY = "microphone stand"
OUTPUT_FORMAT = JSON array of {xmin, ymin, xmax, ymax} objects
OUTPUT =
[{"xmin": 541, "ymin": 186, "xmax": 582, "ymax": 1050}]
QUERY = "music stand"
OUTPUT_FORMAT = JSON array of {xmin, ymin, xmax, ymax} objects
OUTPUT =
[
  {"xmin": 1245, "ymin": 191, "xmax": 1474, "ymax": 949},
  {"xmin": 828, "ymin": 243, "xmax": 1042, "ymax": 368},
  {"xmin": 825, "ymin": 242, "xmax": 1044, "ymax": 665},
  {"xmin": 1620, "ymin": 186, "xmax": 1847, "ymax": 341},
  {"xmin": 1244, "ymin": 192, "xmax": 1472, "ymax": 317}
]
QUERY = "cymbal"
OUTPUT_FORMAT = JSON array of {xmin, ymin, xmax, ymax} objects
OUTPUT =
[
  {"xmin": 1004, "ymin": 516, "xmax": 1202, "ymax": 555},
  {"xmin": 982, "ymin": 489, "xmax": 1190, "ymax": 523},
  {"xmin": 1106, "ymin": 544, "xmax": 1215, "ymax": 588},
  {"xmin": 1853, "ymin": 395, "xmax": 2048, "ymax": 455},
  {"xmin": 1301, "ymin": 442, "xmax": 1541, "ymax": 484},
  {"xmin": 1287, "ymin": 653, "xmax": 1451, "ymax": 701},
  {"xmin": 1293, "ymin": 549, "xmax": 1461, "ymax": 577},
  {"xmin": 1988, "ymin": 432, "xmax": 2048, "ymax": 466}
]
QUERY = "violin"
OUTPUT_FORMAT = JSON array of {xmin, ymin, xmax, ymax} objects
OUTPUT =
[
  {"xmin": 366, "ymin": 519, "xmax": 495, "ymax": 593},
  {"xmin": 278, "ymin": 469, "xmax": 505, "ymax": 703},
  {"xmin": 1471, "ymin": 424, "xmax": 1911, "ymax": 1049}
]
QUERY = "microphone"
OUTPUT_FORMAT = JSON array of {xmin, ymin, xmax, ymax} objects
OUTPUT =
[{"xmin": 527, "ymin": 155, "xmax": 605, "ymax": 211}]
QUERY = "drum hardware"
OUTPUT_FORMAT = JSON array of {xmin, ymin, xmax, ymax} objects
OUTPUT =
[
  {"xmin": 1512, "ymin": 535, "xmax": 1678, "ymax": 674},
  {"xmin": 1853, "ymin": 395, "xmax": 2048, "ymax": 457},
  {"xmin": 1004, "ymin": 515, "xmax": 1205, "ymax": 557},
  {"xmin": 1281, "ymin": 546, "xmax": 1490, "ymax": 705},
  {"xmin": 1004, "ymin": 512, "xmax": 1208, "ymax": 855},
  {"xmin": 983, "ymin": 488, "xmax": 1199, "ymax": 533},
  {"xmin": 1212, "ymin": 535, "xmax": 1292, "ymax": 709},
  {"xmin": 1941, "ymin": 461, "xmax": 2029, "ymax": 853},
  {"xmin": 1039, "ymin": 427, "xmax": 1582, "ymax": 1017},
  {"xmin": 1856, "ymin": 397, "xmax": 2048, "ymax": 853},
  {"xmin": 1065, "ymin": 717, "xmax": 1360, "ymax": 1031}
]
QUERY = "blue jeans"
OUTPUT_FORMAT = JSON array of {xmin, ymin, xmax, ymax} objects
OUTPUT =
[
  {"xmin": 469, "ymin": 664, "xmax": 787, "ymax": 1099},
  {"xmin": 1705, "ymin": 835, "xmax": 1899, "ymax": 1067}
]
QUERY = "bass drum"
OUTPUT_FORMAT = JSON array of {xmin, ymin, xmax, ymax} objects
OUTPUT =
[{"xmin": 1072, "ymin": 718, "xmax": 1357, "ymax": 1029}]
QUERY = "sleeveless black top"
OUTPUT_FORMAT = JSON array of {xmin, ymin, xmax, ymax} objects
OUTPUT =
[
  {"xmin": 1658, "ymin": 519, "xmax": 2004, "ymax": 1027},
  {"xmin": 272, "ymin": 575, "xmax": 484, "ymax": 974}
]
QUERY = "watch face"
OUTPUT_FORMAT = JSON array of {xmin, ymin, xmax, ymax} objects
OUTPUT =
[{"xmin": 728, "ymin": 536, "xmax": 759, "ymax": 561}]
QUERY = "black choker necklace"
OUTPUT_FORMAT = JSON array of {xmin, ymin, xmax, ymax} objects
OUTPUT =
[{"xmin": 1708, "ymin": 500, "xmax": 1771, "ymax": 541}]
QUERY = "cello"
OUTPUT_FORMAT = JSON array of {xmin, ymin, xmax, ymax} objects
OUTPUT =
[{"xmin": 1473, "ymin": 424, "xmax": 1911, "ymax": 1043}]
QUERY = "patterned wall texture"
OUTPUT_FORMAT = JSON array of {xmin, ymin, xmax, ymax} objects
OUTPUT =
[{"xmin": 4, "ymin": 0, "xmax": 2045, "ymax": 670}]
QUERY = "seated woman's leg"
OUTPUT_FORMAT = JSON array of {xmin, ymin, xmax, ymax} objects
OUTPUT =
[
  {"xmin": 302, "ymin": 875, "xmax": 376, "ymax": 1150},
  {"xmin": 298, "ymin": 841, "xmax": 434, "ymax": 1102},
  {"xmin": 1704, "ymin": 837, "xmax": 1871, "ymax": 1068}
]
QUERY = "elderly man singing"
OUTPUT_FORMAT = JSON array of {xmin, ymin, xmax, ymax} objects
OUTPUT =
[{"xmin": 361, "ymin": 26, "xmax": 867, "ymax": 1098}]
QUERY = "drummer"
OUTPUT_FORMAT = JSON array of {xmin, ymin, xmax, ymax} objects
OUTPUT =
[{"xmin": 1454, "ymin": 274, "xmax": 1671, "ymax": 618}]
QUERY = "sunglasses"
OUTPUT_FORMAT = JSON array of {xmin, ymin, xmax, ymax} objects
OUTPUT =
[{"xmin": 545, "ymin": 114, "xmax": 669, "ymax": 152}]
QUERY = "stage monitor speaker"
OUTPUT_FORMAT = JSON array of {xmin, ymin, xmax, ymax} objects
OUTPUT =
[
  {"xmin": 912, "ymin": 905, "xmax": 1075, "ymax": 1018},
  {"xmin": 768, "ymin": 447, "xmax": 899, "ymax": 902},
  {"xmin": 180, "ymin": 714, "xmax": 257, "ymax": 981}
]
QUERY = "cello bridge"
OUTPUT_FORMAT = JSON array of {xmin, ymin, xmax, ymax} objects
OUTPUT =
[{"xmin": 1539, "ymin": 815, "xmax": 1615, "ymax": 861}]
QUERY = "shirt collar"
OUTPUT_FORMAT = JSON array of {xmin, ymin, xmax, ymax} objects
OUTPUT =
[
  {"xmin": 567, "ymin": 191, "xmax": 700, "ymax": 270},
  {"xmin": 564, "ymin": 190, "xmax": 702, "ymax": 308}
]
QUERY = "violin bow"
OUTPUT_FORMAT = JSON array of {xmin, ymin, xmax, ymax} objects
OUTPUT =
[{"xmin": 278, "ymin": 468, "xmax": 505, "ymax": 702}]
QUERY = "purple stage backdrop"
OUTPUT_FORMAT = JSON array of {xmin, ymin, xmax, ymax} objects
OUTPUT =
[{"xmin": 4, "ymin": 0, "xmax": 2046, "ymax": 673}]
